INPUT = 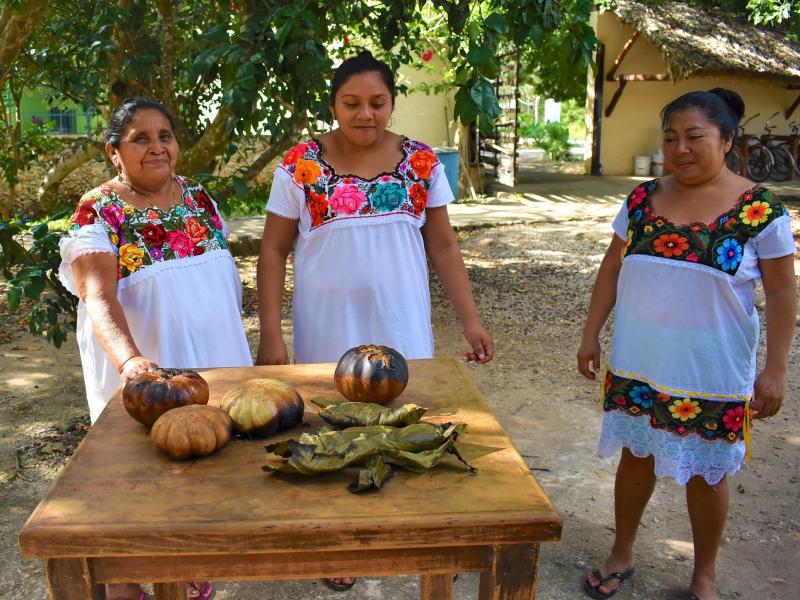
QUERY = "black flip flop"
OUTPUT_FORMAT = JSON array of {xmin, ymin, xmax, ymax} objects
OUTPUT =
[
  {"xmin": 322, "ymin": 578, "xmax": 357, "ymax": 592},
  {"xmin": 583, "ymin": 565, "xmax": 636, "ymax": 599}
]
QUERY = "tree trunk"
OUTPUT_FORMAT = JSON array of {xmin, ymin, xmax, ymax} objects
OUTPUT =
[
  {"xmin": 176, "ymin": 106, "xmax": 237, "ymax": 176},
  {"xmin": 37, "ymin": 141, "xmax": 104, "ymax": 212},
  {"xmin": 216, "ymin": 136, "xmax": 296, "ymax": 200},
  {"xmin": 0, "ymin": 0, "xmax": 51, "ymax": 89}
]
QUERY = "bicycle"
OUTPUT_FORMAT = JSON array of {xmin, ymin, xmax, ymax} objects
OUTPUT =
[
  {"xmin": 725, "ymin": 114, "xmax": 772, "ymax": 181},
  {"xmin": 757, "ymin": 112, "xmax": 795, "ymax": 182}
]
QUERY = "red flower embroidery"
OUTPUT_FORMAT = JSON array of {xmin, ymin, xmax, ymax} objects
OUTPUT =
[
  {"xmin": 140, "ymin": 223, "xmax": 169, "ymax": 247},
  {"xmin": 282, "ymin": 143, "xmax": 309, "ymax": 167},
  {"xmin": 409, "ymin": 150, "xmax": 436, "ymax": 179},
  {"xmin": 194, "ymin": 189, "xmax": 216, "ymax": 215},
  {"xmin": 185, "ymin": 217, "xmax": 209, "ymax": 244},
  {"xmin": 71, "ymin": 199, "xmax": 97, "ymax": 227},
  {"xmin": 628, "ymin": 186, "xmax": 646, "ymax": 209},
  {"xmin": 653, "ymin": 233, "xmax": 689, "ymax": 257},
  {"xmin": 409, "ymin": 183, "xmax": 428, "ymax": 215},
  {"xmin": 308, "ymin": 190, "xmax": 329, "ymax": 227}
]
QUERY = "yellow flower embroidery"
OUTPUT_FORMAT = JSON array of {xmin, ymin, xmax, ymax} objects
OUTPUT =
[
  {"xmin": 119, "ymin": 244, "xmax": 145, "ymax": 273},
  {"xmin": 622, "ymin": 229, "xmax": 633, "ymax": 259},
  {"xmin": 739, "ymin": 201, "xmax": 772, "ymax": 226},
  {"xmin": 669, "ymin": 398, "xmax": 701, "ymax": 422},
  {"xmin": 110, "ymin": 233, "xmax": 119, "ymax": 246},
  {"xmin": 122, "ymin": 205, "xmax": 134, "ymax": 217},
  {"xmin": 644, "ymin": 225, "xmax": 653, "ymax": 233}
]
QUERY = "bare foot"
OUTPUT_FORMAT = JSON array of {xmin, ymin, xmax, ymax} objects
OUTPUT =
[
  {"xmin": 323, "ymin": 577, "xmax": 357, "ymax": 591},
  {"xmin": 690, "ymin": 574, "xmax": 718, "ymax": 600}
]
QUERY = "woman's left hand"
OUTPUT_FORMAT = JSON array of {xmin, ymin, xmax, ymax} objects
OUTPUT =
[
  {"xmin": 463, "ymin": 321, "xmax": 494, "ymax": 364},
  {"xmin": 751, "ymin": 367, "xmax": 786, "ymax": 419}
]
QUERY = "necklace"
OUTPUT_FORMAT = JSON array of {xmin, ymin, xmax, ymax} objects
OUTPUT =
[{"xmin": 117, "ymin": 175, "xmax": 179, "ymax": 210}]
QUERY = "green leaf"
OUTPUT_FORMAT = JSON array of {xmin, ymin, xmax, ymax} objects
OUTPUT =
[
  {"xmin": 7, "ymin": 287, "xmax": 21, "ymax": 311},
  {"xmin": 24, "ymin": 276, "xmax": 46, "ymax": 300},
  {"xmin": 454, "ymin": 86, "xmax": 479, "ymax": 125},
  {"xmin": 31, "ymin": 223, "xmax": 48, "ymax": 239},
  {"xmin": 232, "ymin": 176, "xmax": 250, "ymax": 199},
  {"xmin": 466, "ymin": 44, "xmax": 493, "ymax": 67},
  {"xmin": 235, "ymin": 62, "xmax": 258, "ymax": 90},
  {"xmin": 191, "ymin": 48, "xmax": 223, "ymax": 81},
  {"xmin": 484, "ymin": 13, "xmax": 509, "ymax": 34},
  {"xmin": 469, "ymin": 78, "xmax": 502, "ymax": 120}
]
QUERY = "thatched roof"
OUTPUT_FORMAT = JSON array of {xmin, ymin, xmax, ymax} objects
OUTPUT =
[{"xmin": 612, "ymin": 0, "xmax": 800, "ymax": 85}]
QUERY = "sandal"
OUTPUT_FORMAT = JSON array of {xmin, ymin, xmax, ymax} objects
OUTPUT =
[
  {"xmin": 583, "ymin": 565, "xmax": 635, "ymax": 599},
  {"xmin": 322, "ymin": 577, "xmax": 357, "ymax": 592},
  {"xmin": 187, "ymin": 581, "xmax": 214, "ymax": 600}
]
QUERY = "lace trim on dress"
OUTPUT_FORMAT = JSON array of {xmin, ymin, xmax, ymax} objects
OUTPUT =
[
  {"xmin": 115, "ymin": 248, "xmax": 236, "ymax": 292},
  {"xmin": 598, "ymin": 411, "xmax": 746, "ymax": 485}
]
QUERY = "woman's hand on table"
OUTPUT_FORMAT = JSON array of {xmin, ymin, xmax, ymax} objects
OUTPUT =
[
  {"xmin": 120, "ymin": 356, "xmax": 159, "ymax": 381},
  {"xmin": 256, "ymin": 336, "xmax": 289, "ymax": 365},
  {"xmin": 751, "ymin": 367, "xmax": 786, "ymax": 419},
  {"xmin": 577, "ymin": 336, "xmax": 601, "ymax": 381},
  {"xmin": 463, "ymin": 321, "xmax": 494, "ymax": 364}
]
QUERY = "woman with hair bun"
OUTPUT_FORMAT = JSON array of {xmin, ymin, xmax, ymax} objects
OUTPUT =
[
  {"xmin": 258, "ymin": 50, "xmax": 492, "ymax": 367},
  {"xmin": 577, "ymin": 89, "xmax": 796, "ymax": 600},
  {"xmin": 257, "ymin": 50, "xmax": 493, "ymax": 590}
]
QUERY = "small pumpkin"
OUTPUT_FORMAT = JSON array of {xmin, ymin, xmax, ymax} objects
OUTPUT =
[
  {"xmin": 150, "ymin": 404, "xmax": 232, "ymax": 460},
  {"xmin": 123, "ymin": 369, "xmax": 209, "ymax": 426},
  {"xmin": 334, "ymin": 345, "xmax": 409, "ymax": 405},
  {"xmin": 215, "ymin": 378, "xmax": 304, "ymax": 436}
]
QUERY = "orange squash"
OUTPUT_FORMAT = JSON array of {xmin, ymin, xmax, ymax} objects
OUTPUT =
[
  {"xmin": 150, "ymin": 404, "xmax": 232, "ymax": 460},
  {"xmin": 123, "ymin": 369, "xmax": 209, "ymax": 426}
]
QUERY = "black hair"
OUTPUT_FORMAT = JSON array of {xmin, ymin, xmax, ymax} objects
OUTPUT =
[
  {"xmin": 660, "ymin": 88, "xmax": 745, "ymax": 140},
  {"xmin": 105, "ymin": 97, "xmax": 176, "ymax": 148},
  {"xmin": 329, "ymin": 50, "xmax": 395, "ymax": 105}
]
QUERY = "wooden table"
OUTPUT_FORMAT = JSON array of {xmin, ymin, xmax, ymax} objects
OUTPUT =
[{"xmin": 19, "ymin": 358, "xmax": 562, "ymax": 599}]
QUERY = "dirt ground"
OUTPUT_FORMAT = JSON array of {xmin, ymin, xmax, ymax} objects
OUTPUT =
[{"xmin": 1, "ymin": 208, "xmax": 798, "ymax": 600}]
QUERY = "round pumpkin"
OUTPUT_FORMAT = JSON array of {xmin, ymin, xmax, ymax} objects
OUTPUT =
[
  {"xmin": 123, "ymin": 369, "xmax": 209, "ymax": 426},
  {"xmin": 334, "ymin": 345, "xmax": 409, "ymax": 405},
  {"xmin": 215, "ymin": 378, "xmax": 304, "ymax": 436},
  {"xmin": 150, "ymin": 404, "xmax": 232, "ymax": 460}
]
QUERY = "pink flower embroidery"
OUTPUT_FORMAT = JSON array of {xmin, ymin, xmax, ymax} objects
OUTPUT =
[
  {"xmin": 722, "ymin": 406, "xmax": 744, "ymax": 432},
  {"xmin": 100, "ymin": 205, "xmax": 125, "ymax": 233},
  {"xmin": 628, "ymin": 186, "xmax": 646, "ymax": 209},
  {"xmin": 168, "ymin": 230, "xmax": 195, "ymax": 257},
  {"xmin": 211, "ymin": 215, "xmax": 223, "ymax": 230},
  {"xmin": 686, "ymin": 253, "xmax": 699, "ymax": 262},
  {"xmin": 329, "ymin": 185, "xmax": 366, "ymax": 215}
]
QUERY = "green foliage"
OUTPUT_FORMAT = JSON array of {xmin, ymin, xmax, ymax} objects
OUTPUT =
[
  {"xmin": 0, "ymin": 120, "xmax": 61, "ymax": 188},
  {"xmin": 529, "ymin": 121, "xmax": 572, "ymax": 161},
  {"xmin": 0, "ymin": 209, "xmax": 77, "ymax": 348}
]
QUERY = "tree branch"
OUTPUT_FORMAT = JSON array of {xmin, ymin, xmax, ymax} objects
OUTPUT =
[
  {"xmin": 0, "ymin": 0, "xmax": 51, "ymax": 90},
  {"xmin": 36, "ymin": 140, "xmax": 104, "ymax": 211}
]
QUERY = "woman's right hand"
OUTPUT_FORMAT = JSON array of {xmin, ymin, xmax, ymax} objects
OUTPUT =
[
  {"xmin": 256, "ymin": 336, "xmax": 289, "ymax": 365},
  {"xmin": 120, "ymin": 356, "xmax": 159, "ymax": 381},
  {"xmin": 577, "ymin": 336, "xmax": 601, "ymax": 381}
]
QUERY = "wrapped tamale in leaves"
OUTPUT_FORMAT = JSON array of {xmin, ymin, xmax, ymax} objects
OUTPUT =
[
  {"xmin": 262, "ymin": 422, "xmax": 475, "ymax": 493},
  {"xmin": 311, "ymin": 397, "xmax": 427, "ymax": 429}
]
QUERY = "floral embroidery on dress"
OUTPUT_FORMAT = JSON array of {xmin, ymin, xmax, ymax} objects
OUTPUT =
[
  {"xmin": 68, "ymin": 177, "xmax": 227, "ymax": 279},
  {"xmin": 279, "ymin": 137, "xmax": 438, "ymax": 230},
  {"xmin": 623, "ymin": 181, "xmax": 787, "ymax": 275},
  {"xmin": 603, "ymin": 371, "xmax": 746, "ymax": 444}
]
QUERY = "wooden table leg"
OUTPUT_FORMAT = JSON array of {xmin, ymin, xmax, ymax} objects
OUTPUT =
[
  {"xmin": 45, "ymin": 558, "xmax": 99, "ymax": 600},
  {"xmin": 420, "ymin": 573, "xmax": 454, "ymax": 599},
  {"xmin": 153, "ymin": 582, "xmax": 185, "ymax": 600},
  {"xmin": 478, "ymin": 544, "xmax": 540, "ymax": 600}
]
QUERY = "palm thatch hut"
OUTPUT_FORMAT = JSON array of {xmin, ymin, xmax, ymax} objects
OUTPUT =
[{"xmin": 586, "ymin": 0, "xmax": 800, "ymax": 175}]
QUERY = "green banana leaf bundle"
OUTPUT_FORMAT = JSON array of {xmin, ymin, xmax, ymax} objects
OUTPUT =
[
  {"xmin": 262, "ymin": 422, "xmax": 475, "ymax": 493},
  {"xmin": 311, "ymin": 397, "xmax": 427, "ymax": 429}
]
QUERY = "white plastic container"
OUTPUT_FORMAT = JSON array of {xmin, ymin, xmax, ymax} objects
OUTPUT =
[
  {"xmin": 651, "ymin": 150, "xmax": 664, "ymax": 176},
  {"xmin": 634, "ymin": 155, "xmax": 651, "ymax": 176}
]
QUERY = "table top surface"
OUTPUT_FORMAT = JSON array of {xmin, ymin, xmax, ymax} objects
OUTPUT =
[{"xmin": 19, "ymin": 358, "xmax": 561, "ymax": 558}]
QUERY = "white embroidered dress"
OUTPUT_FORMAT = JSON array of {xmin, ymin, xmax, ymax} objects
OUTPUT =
[
  {"xmin": 59, "ymin": 178, "xmax": 252, "ymax": 422},
  {"xmin": 266, "ymin": 138, "xmax": 454, "ymax": 363},
  {"xmin": 599, "ymin": 182, "xmax": 795, "ymax": 484}
]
